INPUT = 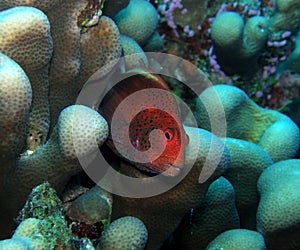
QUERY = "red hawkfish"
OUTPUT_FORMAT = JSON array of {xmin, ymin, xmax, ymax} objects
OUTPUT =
[{"xmin": 99, "ymin": 69, "xmax": 189, "ymax": 176}]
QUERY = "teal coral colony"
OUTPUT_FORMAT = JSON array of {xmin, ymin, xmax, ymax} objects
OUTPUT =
[{"xmin": 0, "ymin": 0, "xmax": 300, "ymax": 250}]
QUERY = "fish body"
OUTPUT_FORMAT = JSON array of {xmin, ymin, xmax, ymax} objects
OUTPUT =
[{"xmin": 99, "ymin": 69, "xmax": 189, "ymax": 176}]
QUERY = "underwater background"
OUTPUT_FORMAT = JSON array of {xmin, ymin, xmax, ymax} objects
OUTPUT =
[{"xmin": 0, "ymin": 0, "xmax": 299, "ymax": 249}]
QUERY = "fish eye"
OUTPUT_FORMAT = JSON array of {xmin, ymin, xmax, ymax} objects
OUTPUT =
[{"xmin": 164, "ymin": 129, "xmax": 174, "ymax": 141}]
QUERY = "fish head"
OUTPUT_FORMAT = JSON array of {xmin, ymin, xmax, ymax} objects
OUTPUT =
[{"xmin": 129, "ymin": 108, "xmax": 189, "ymax": 176}]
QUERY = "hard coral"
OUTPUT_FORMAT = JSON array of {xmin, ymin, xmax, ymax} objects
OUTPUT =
[
  {"xmin": 0, "ymin": 182, "xmax": 96, "ymax": 249},
  {"xmin": 257, "ymin": 159, "xmax": 300, "ymax": 249},
  {"xmin": 111, "ymin": 127, "xmax": 230, "ymax": 249},
  {"xmin": 0, "ymin": 6, "xmax": 53, "ymax": 142},
  {"xmin": 96, "ymin": 216, "xmax": 148, "ymax": 250},
  {"xmin": 1, "ymin": 183, "xmax": 74, "ymax": 249},
  {"xmin": 206, "ymin": 229, "xmax": 266, "ymax": 250},
  {"xmin": 196, "ymin": 84, "xmax": 300, "ymax": 162},
  {"xmin": 174, "ymin": 177, "xmax": 240, "ymax": 250},
  {"xmin": 120, "ymin": 34, "xmax": 149, "ymax": 69},
  {"xmin": 223, "ymin": 138, "xmax": 273, "ymax": 229},
  {"xmin": 269, "ymin": 0, "xmax": 300, "ymax": 32},
  {"xmin": 114, "ymin": 0, "xmax": 158, "ymax": 46},
  {"xmin": 0, "ymin": 53, "xmax": 31, "ymax": 162},
  {"xmin": 0, "ymin": 0, "xmax": 120, "ymax": 238},
  {"xmin": 66, "ymin": 186, "xmax": 112, "ymax": 232},
  {"xmin": 211, "ymin": 11, "xmax": 269, "ymax": 77},
  {"xmin": 0, "ymin": 104, "xmax": 108, "ymax": 237}
]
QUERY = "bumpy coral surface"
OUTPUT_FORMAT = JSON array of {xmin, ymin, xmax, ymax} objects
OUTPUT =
[
  {"xmin": 196, "ymin": 84, "xmax": 300, "ymax": 162},
  {"xmin": 206, "ymin": 229, "xmax": 266, "ymax": 250},
  {"xmin": 120, "ymin": 34, "xmax": 149, "ymax": 69},
  {"xmin": 0, "ymin": 6, "xmax": 53, "ymax": 141},
  {"xmin": 257, "ymin": 159, "xmax": 300, "ymax": 249},
  {"xmin": 0, "ymin": 1, "xmax": 300, "ymax": 248},
  {"xmin": 114, "ymin": 0, "xmax": 158, "ymax": 46},
  {"xmin": 223, "ymin": 138, "xmax": 273, "ymax": 228},
  {"xmin": 0, "ymin": 53, "xmax": 32, "ymax": 161},
  {"xmin": 96, "ymin": 216, "xmax": 148, "ymax": 250},
  {"xmin": 175, "ymin": 177, "xmax": 240, "ymax": 249},
  {"xmin": 0, "ymin": 104, "xmax": 108, "ymax": 237},
  {"xmin": 111, "ymin": 127, "xmax": 231, "ymax": 249},
  {"xmin": 211, "ymin": 11, "xmax": 269, "ymax": 76}
]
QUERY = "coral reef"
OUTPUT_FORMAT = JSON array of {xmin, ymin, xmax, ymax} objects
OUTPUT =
[
  {"xmin": 257, "ymin": 159, "xmax": 300, "ymax": 249},
  {"xmin": 114, "ymin": 0, "xmax": 158, "ymax": 46},
  {"xmin": 196, "ymin": 84, "xmax": 300, "ymax": 162},
  {"xmin": 0, "ymin": 6, "xmax": 52, "ymax": 141},
  {"xmin": 119, "ymin": 34, "xmax": 149, "ymax": 69},
  {"xmin": 269, "ymin": 0, "xmax": 300, "ymax": 32},
  {"xmin": 0, "ymin": 1, "xmax": 115, "ymax": 237},
  {"xmin": 0, "ymin": 183, "xmax": 74, "ymax": 249},
  {"xmin": 111, "ymin": 127, "xmax": 231, "ymax": 249},
  {"xmin": 0, "ymin": 1, "xmax": 300, "ymax": 249},
  {"xmin": 211, "ymin": 11, "xmax": 269, "ymax": 76},
  {"xmin": 0, "ymin": 103, "xmax": 108, "ymax": 237},
  {"xmin": 174, "ymin": 177, "xmax": 240, "ymax": 249},
  {"xmin": 96, "ymin": 216, "xmax": 148, "ymax": 250},
  {"xmin": 222, "ymin": 138, "xmax": 273, "ymax": 228},
  {"xmin": 206, "ymin": 229, "xmax": 267, "ymax": 250}
]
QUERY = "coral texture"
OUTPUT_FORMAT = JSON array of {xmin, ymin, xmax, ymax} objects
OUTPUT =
[
  {"xmin": 96, "ymin": 216, "xmax": 148, "ymax": 250},
  {"xmin": 223, "ymin": 138, "xmax": 273, "ymax": 228},
  {"xmin": 0, "ymin": 6, "xmax": 53, "ymax": 141},
  {"xmin": 0, "ymin": 1, "xmax": 120, "ymax": 238},
  {"xmin": 196, "ymin": 84, "xmax": 300, "ymax": 162},
  {"xmin": 111, "ymin": 126, "xmax": 231, "ymax": 249},
  {"xmin": 174, "ymin": 177, "xmax": 240, "ymax": 249},
  {"xmin": 114, "ymin": 0, "xmax": 158, "ymax": 46},
  {"xmin": 257, "ymin": 159, "xmax": 300, "ymax": 249},
  {"xmin": 206, "ymin": 229, "xmax": 266, "ymax": 250},
  {"xmin": 211, "ymin": 11, "xmax": 269, "ymax": 76}
]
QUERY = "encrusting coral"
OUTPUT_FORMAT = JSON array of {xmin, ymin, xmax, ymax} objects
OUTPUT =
[{"xmin": 0, "ymin": 182, "xmax": 95, "ymax": 249}]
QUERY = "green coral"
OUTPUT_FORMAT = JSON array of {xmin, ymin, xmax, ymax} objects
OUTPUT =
[
  {"xmin": 269, "ymin": 0, "xmax": 300, "ymax": 32},
  {"xmin": 66, "ymin": 186, "xmax": 112, "ymax": 230},
  {"xmin": 196, "ymin": 84, "xmax": 300, "ymax": 162},
  {"xmin": 211, "ymin": 12, "xmax": 269, "ymax": 77},
  {"xmin": 223, "ymin": 138, "xmax": 273, "ymax": 229},
  {"xmin": 114, "ymin": 0, "xmax": 158, "ymax": 46},
  {"xmin": 120, "ymin": 34, "xmax": 149, "ymax": 69},
  {"xmin": 96, "ymin": 216, "xmax": 148, "ymax": 250},
  {"xmin": 206, "ymin": 229, "xmax": 266, "ymax": 250},
  {"xmin": 175, "ymin": 177, "xmax": 240, "ymax": 249},
  {"xmin": 257, "ymin": 159, "xmax": 300, "ymax": 249}
]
